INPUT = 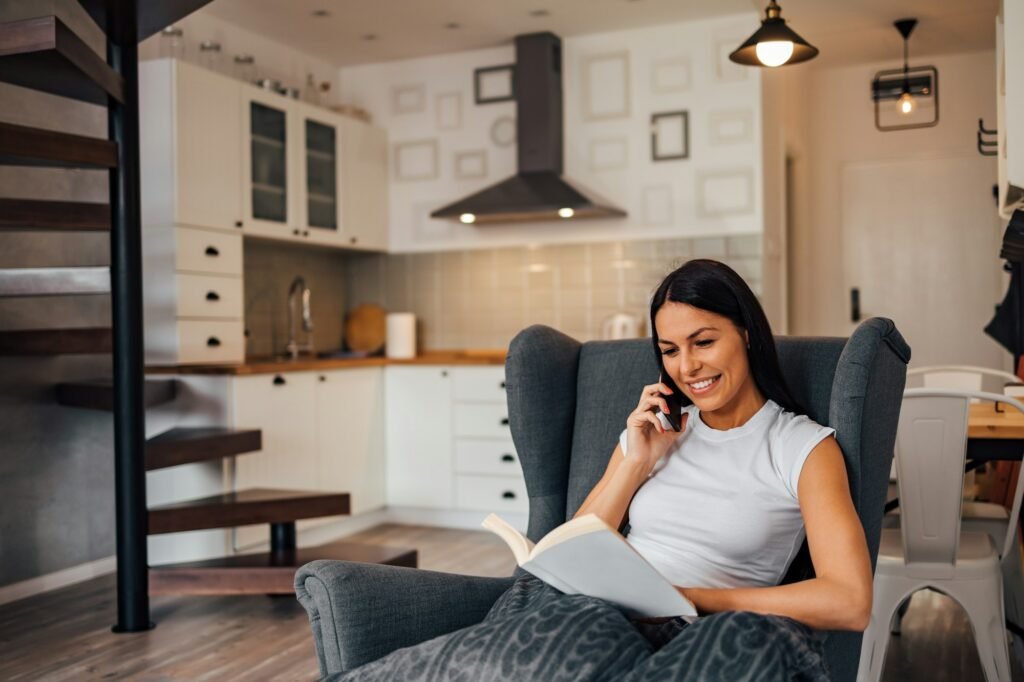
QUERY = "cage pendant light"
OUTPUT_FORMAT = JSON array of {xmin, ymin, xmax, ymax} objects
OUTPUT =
[{"xmin": 729, "ymin": 0, "xmax": 819, "ymax": 67}]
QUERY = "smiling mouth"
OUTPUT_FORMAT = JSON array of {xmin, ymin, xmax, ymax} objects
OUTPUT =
[{"xmin": 687, "ymin": 375, "xmax": 721, "ymax": 394}]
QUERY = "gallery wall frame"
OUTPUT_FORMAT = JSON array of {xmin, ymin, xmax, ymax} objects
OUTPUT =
[
  {"xmin": 581, "ymin": 51, "xmax": 631, "ymax": 121},
  {"xmin": 588, "ymin": 137, "xmax": 629, "ymax": 172},
  {"xmin": 454, "ymin": 149, "xmax": 488, "ymax": 179},
  {"xmin": 708, "ymin": 109, "xmax": 754, "ymax": 146},
  {"xmin": 490, "ymin": 116, "xmax": 517, "ymax": 147},
  {"xmin": 651, "ymin": 110, "xmax": 689, "ymax": 161},
  {"xmin": 392, "ymin": 83, "xmax": 426, "ymax": 115},
  {"xmin": 436, "ymin": 92, "xmax": 463, "ymax": 131},
  {"xmin": 642, "ymin": 185, "xmax": 675, "ymax": 226},
  {"xmin": 394, "ymin": 139, "xmax": 440, "ymax": 182},
  {"xmin": 651, "ymin": 56, "xmax": 691, "ymax": 94},
  {"xmin": 696, "ymin": 168, "xmax": 755, "ymax": 217},
  {"xmin": 474, "ymin": 64, "xmax": 516, "ymax": 104}
]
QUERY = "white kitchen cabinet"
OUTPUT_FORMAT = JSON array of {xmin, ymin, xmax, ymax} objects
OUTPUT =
[
  {"xmin": 241, "ymin": 85, "xmax": 301, "ymax": 239},
  {"xmin": 232, "ymin": 372, "xmax": 319, "ymax": 548},
  {"xmin": 296, "ymin": 104, "xmax": 346, "ymax": 247},
  {"xmin": 341, "ymin": 117, "xmax": 389, "ymax": 251},
  {"xmin": 316, "ymin": 368, "xmax": 386, "ymax": 514},
  {"xmin": 140, "ymin": 58, "xmax": 243, "ymax": 233},
  {"xmin": 385, "ymin": 367, "xmax": 454, "ymax": 508},
  {"xmin": 998, "ymin": 1, "xmax": 1024, "ymax": 218}
]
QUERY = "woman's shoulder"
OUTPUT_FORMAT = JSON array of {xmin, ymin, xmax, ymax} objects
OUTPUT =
[{"xmin": 768, "ymin": 402, "xmax": 835, "ymax": 442}]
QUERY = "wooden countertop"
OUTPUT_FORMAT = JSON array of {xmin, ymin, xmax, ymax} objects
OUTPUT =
[{"xmin": 146, "ymin": 349, "xmax": 507, "ymax": 375}]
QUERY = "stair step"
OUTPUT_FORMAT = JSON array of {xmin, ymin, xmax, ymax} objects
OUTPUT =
[
  {"xmin": 0, "ymin": 266, "xmax": 109, "ymax": 297},
  {"xmin": 0, "ymin": 327, "xmax": 112, "ymax": 355},
  {"xmin": 0, "ymin": 16, "xmax": 124, "ymax": 105},
  {"xmin": 0, "ymin": 198, "xmax": 110, "ymax": 232},
  {"xmin": 56, "ymin": 377, "xmax": 178, "ymax": 411},
  {"xmin": 0, "ymin": 122, "xmax": 117, "ymax": 168},
  {"xmin": 79, "ymin": 0, "xmax": 217, "ymax": 44},
  {"xmin": 146, "ymin": 427, "xmax": 262, "ymax": 471},
  {"xmin": 149, "ymin": 541, "xmax": 418, "ymax": 595},
  {"xmin": 148, "ymin": 488, "xmax": 350, "ymax": 535}
]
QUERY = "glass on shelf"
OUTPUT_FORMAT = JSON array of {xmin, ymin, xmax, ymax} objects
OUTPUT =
[
  {"xmin": 233, "ymin": 54, "xmax": 256, "ymax": 83},
  {"xmin": 199, "ymin": 41, "xmax": 223, "ymax": 73},
  {"xmin": 305, "ymin": 119, "xmax": 336, "ymax": 229},
  {"xmin": 159, "ymin": 26, "xmax": 185, "ymax": 61}
]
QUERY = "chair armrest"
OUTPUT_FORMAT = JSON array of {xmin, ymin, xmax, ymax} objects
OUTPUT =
[{"xmin": 295, "ymin": 560, "xmax": 515, "ymax": 677}]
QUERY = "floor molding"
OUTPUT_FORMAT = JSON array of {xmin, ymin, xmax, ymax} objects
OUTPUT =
[{"xmin": 0, "ymin": 555, "xmax": 117, "ymax": 607}]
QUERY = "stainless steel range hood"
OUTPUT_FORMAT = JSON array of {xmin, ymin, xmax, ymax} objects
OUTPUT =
[{"xmin": 431, "ymin": 32, "xmax": 626, "ymax": 225}]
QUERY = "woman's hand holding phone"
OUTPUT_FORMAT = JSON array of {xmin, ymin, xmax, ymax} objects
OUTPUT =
[{"xmin": 624, "ymin": 381, "xmax": 688, "ymax": 478}]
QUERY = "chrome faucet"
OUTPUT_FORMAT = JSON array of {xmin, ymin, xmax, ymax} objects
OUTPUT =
[{"xmin": 286, "ymin": 276, "xmax": 314, "ymax": 359}]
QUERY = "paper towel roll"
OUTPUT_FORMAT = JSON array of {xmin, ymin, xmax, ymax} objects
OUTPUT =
[{"xmin": 386, "ymin": 313, "xmax": 417, "ymax": 359}]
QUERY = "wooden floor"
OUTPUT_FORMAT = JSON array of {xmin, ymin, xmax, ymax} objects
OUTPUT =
[{"xmin": 0, "ymin": 524, "xmax": 1020, "ymax": 681}]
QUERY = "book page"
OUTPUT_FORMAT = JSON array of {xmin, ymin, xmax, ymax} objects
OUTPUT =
[
  {"xmin": 481, "ymin": 513, "xmax": 534, "ymax": 565},
  {"xmin": 530, "ymin": 529, "xmax": 697, "ymax": 618},
  {"xmin": 531, "ymin": 513, "xmax": 610, "ymax": 559}
]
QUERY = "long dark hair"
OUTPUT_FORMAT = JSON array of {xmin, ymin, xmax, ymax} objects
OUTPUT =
[{"xmin": 650, "ymin": 259, "xmax": 805, "ymax": 415}]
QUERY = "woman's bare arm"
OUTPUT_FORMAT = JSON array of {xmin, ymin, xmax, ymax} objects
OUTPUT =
[
  {"xmin": 678, "ymin": 436, "xmax": 873, "ymax": 631},
  {"xmin": 573, "ymin": 444, "xmax": 649, "ymax": 530}
]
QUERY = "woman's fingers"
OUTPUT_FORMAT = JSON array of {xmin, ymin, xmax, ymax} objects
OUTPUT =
[
  {"xmin": 643, "ymin": 382, "xmax": 673, "ymax": 396},
  {"xmin": 643, "ymin": 411, "xmax": 664, "ymax": 434}
]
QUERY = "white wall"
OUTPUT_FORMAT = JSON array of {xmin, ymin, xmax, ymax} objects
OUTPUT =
[
  {"xmin": 786, "ymin": 50, "xmax": 1008, "ymax": 368},
  {"xmin": 338, "ymin": 14, "xmax": 765, "ymax": 253}
]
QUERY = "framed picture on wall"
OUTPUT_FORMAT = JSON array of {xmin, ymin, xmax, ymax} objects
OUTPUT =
[
  {"xmin": 474, "ymin": 64, "xmax": 515, "ymax": 104},
  {"xmin": 651, "ymin": 110, "xmax": 689, "ymax": 161}
]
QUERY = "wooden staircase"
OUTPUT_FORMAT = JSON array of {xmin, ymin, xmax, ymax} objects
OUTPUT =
[{"xmin": 1, "ymin": 1, "xmax": 414, "ymax": 628}]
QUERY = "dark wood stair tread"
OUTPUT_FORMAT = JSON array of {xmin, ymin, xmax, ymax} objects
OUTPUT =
[
  {"xmin": 149, "ymin": 541, "xmax": 418, "ymax": 595},
  {"xmin": 0, "ymin": 198, "xmax": 110, "ymax": 231},
  {"xmin": 0, "ymin": 266, "xmax": 109, "ymax": 297},
  {"xmin": 79, "ymin": 0, "xmax": 218, "ymax": 44},
  {"xmin": 0, "ymin": 327, "xmax": 112, "ymax": 355},
  {"xmin": 146, "ymin": 427, "xmax": 262, "ymax": 471},
  {"xmin": 148, "ymin": 488, "xmax": 351, "ymax": 535},
  {"xmin": 56, "ymin": 378, "xmax": 178, "ymax": 411},
  {"xmin": 0, "ymin": 16, "xmax": 124, "ymax": 104},
  {"xmin": 0, "ymin": 121, "xmax": 117, "ymax": 168}
]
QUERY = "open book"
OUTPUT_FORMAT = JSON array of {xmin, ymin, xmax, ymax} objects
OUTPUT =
[{"xmin": 482, "ymin": 513, "xmax": 697, "ymax": 618}]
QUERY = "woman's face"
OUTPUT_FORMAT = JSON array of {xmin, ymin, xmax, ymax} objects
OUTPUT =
[{"xmin": 654, "ymin": 301, "xmax": 754, "ymax": 413}]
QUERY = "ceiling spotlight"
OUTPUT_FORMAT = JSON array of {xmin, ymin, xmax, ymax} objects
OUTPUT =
[
  {"xmin": 311, "ymin": 9, "xmax": 330, "ymax": 17},
  {"xmin": 557, "ymin": 207, "xmax": 575, "ymax": 219},
  {"xmin": 362, "ymin": 33, "xmax": 378, "ymax": 41},
  {"xmin": 460, "ymin": 213, "xmax": 476, "ymax": 224},
  {"xmin": 729, "ymin": 1, "xmax": 818, "ymax": 68},
  {"xmin": 445, "ymin": 22, "xmax": 460, "ymax": 29},
  {"xmin": 529, "ymin": 9, "xmax": 551, "ymax": 17}
]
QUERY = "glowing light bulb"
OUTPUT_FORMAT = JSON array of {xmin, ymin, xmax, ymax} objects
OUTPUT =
[
  {"xmin": 557, "ymin": 207, "xmax": 575, "ymax": 219},
  {"xmin": 897, "ymin": 91, "xmax": 915, "ymax": 114},
  {"xmin": 459, "ymin": 213, "xmax": 476, "ymax": 224},
  {"xmin": 755, "ymin": 40, "xmax": 794, "ymax": 67}
]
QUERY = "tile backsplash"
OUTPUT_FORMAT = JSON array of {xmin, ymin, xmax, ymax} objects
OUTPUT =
[{"xmin": 344, "ymin": 235, "xmax": 762, "ymax": 351}]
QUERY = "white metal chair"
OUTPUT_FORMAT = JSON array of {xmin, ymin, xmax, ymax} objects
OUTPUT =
[
  {"xmin": 858, "ymin": 390, "xmax": 1024, "ymax": 682},
  {"xmin": 906, "ymin": 365, "xmax": 1021, "ymax": 392}
]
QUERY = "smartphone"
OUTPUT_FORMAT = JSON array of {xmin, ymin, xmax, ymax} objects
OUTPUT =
[{"xmin": 659, "ymin": 372, "xmax": 685, "ymax": 432}]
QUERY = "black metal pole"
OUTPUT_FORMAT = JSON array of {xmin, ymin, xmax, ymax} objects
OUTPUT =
[
  {"xmin": 108, "ymin": 3, "xmax": 151, "ymax": 633},
  {"xmin": 270, "ymin": 522, "xmax": 297, "ymax": 552}
]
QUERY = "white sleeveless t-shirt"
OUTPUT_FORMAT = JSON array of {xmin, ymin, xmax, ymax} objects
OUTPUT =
[{"xmin": 618, "ymin": 399, "xmax": 835, "ymax": 589}]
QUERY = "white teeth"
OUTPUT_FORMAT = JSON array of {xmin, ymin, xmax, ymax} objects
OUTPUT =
[{"xmin": 690, "ymin": 376, "xmax": 719, "ymax": 390}]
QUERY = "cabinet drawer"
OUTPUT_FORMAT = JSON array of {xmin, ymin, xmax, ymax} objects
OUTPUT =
[
  {"xmin": 453, "ymin": 367, "xmax": 506, "ymax": 403},
  {"xmin": 176, "ymin": 273, "xmax": 243, "ymax": 319},
  {"xmin": 455, "ymin": 439, "xmax": 521, "ymax": 476},
  {"xmin": 176, "ymin": 226, "xmax": 242, "ymax": 275},
  {"xmin": 454, "ymin": 403, "xmax": 511, "ymax": 439},
  {"xmin": 177, "ymin": 319, "xmax": 244, "ymax": 363},
  {"xmin": 456, "ymin": 474, "xmax": 528, "ymax": 513}
]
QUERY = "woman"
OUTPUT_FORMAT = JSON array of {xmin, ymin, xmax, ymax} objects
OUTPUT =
[
  {"xmin": 337, "ymin": 260, "xmax": 869, "ymax": 682},
  {"xmin": 576, "ymin": 258, "xmax": 873, "ymax": 632}
]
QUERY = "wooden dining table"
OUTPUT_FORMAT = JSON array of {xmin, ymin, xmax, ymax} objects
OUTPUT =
[{"xmin": 967, "ymin": 402, "xmax": 1024, "ymax": 462}]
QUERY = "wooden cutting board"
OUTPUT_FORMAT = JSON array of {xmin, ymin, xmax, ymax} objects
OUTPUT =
[{"xmin": 344, "ymin": 303, "xmax": 387, "ymax": 354}]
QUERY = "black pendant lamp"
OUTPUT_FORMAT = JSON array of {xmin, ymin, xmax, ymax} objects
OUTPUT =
[{"xmin": 729, "ymin": 0, "xmax": 818, "ymax": 68}]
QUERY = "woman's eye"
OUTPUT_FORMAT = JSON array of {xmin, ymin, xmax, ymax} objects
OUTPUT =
[
  {"xmin": 695, "ymin": 339, "xmax": 714, "ymax": 348},
  {"xmin": 660, "ymin": 348, "xmax": 677, "ymax": 357}
]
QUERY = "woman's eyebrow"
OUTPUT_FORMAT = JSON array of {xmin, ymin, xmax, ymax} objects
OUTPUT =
[{"xmin": 686, "ymin": 326, "xmax": 717, "ymax": 340}]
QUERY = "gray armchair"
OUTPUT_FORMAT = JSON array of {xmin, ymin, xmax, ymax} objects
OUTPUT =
[{"xmin": 296, "ymin": 317, "xmax": 910, "ymax": 682}]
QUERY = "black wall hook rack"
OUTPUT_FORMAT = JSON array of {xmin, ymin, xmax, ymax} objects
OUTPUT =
[{"xmin": 978, "ymin": 117, "xmax": 998, "ymax": 157}]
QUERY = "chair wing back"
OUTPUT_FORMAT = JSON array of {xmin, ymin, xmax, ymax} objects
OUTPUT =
[{"xmin": 894, "ymin": 392, "xmax": 970, "ymax": 569}]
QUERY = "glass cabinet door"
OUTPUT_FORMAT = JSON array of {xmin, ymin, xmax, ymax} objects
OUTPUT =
[
  {"xmin": 249, "ymin": 102, "xmax": 287, "ymax": 223},
  {"xmin": 305, "ymin": 119, "xmax": 337, "ymax": 231}
]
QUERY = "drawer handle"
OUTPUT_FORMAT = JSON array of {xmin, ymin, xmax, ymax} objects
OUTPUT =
[
  {"xmin": 501, "ymin": 454, "xmax": 515, "ymax": 463},
  {"xmin": 206, "ymin": 336, "xmax": 221, "ymax": 347},
  {"xmin": 234, "ymin": 220, "xmax": 243, "ymax": 228},
  {"xmin": 206, "ymin": 291, "xmax": 220, "ymax": 301},
  {"xmin": 500, "ymin": 381, "xmax": 506, "ymax": 389},
  {"xmin": 500, "ymin": 417, "xmax": 510, "ymax": 426},
  {"xmin": 273, "ymin": 375, "xmax": 286, "ymax": 386},
  {"xmin": 502, "ymin": 491, "xmax": 516, "ymax": 500},
  {"xmin": 205, "ymin": 246, "xmax": 219, "ymax": 257},
  {"xmin": 319, "ymin": 375, "xmax": 326, "ymax": 382}
]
